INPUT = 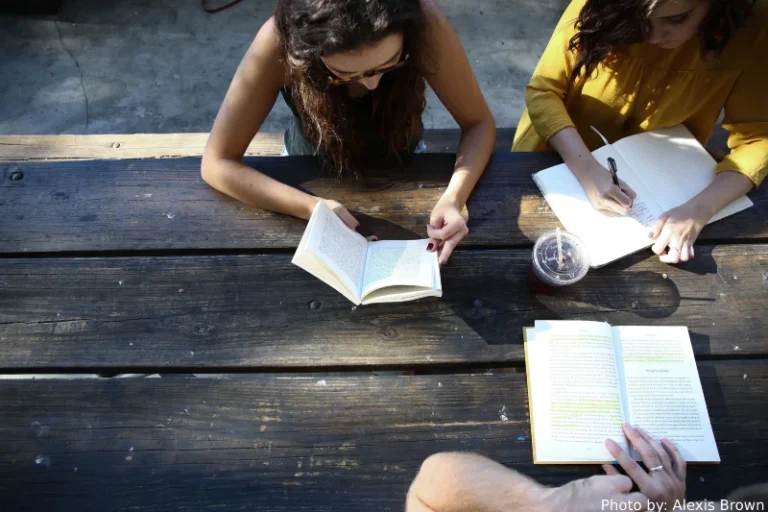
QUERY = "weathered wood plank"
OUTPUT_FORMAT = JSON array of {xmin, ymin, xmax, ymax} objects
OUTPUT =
[
  {"xmin": 0, "ymin": 363, "xmax": 764, "ymax": 511},
  {"xmin": 0, "ymin": 133, "xmax": 284, "ymax": 161},
  {"xmin": 0, "ymin": 129, "xmax": 517, "ymax": 161},
  {"xmin": 0, "ymin": 124, "xmax": 730, "ymax": 162},
  {"xmin": 1, "ymin": 153, "xmax": 766, "ymax": 253},
  {"xmin": 0, "ymin": 245, "xmax": 764, "ymax": 369}
]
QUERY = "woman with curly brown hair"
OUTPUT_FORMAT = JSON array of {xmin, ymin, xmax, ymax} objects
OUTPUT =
[
  {"xmin": 514, "ymin": 0, "xmax": 766, "ymax": 265},
  {"xmin": 202, "ymin": 0, "xmax": 495, "ymax": 264}
]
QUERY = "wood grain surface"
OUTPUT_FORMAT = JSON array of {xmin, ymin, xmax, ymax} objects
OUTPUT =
[
  {"xmin": 0, "ymin": 244, "xmax": 764, "ymax": 369},
  {"xmin": 2, "ymin": 153, "xmax": 765, "ymax": 253},
  {"xmin": 0, "ymin": 129, "xmax": 517, "ymax": 161},
  {"xmin": 0, "ymin": 363, "xmax": 764, "ymax": 511}
]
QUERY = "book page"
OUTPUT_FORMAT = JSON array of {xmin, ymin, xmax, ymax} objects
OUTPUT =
[
  {"xmin": 360, "ymin": 239, "xmax": 436, "ymax": 298},
  {"xmin": 361, "ymin": 256, "xmax": 442, "ymax": 304},
  {"xmin": 362, "ymin": 285, "xmax": 441, "ymax": 305},
  {"xmin": 614, "ymin": 126, "xmax": 752, "ymax": 219},
  {"xmin": 305, "ymin": 200, "xmax": 368, "ymax": 299},
  {"xmin": 533, "ymin": 145, "xmax": 663, "ymax": 267},
  {"xmin": 613, "ymin": 326, "xmax": 720, "ymax": 462},
  {"xmin": 527, "ymin": 321, "xmax": 628, "ymax": 463}
]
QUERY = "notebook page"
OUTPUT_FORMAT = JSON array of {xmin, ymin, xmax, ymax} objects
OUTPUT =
[
  {"xmin": 533, "ymin": 145, "xmax": 663, "ymax": 267},
  {"xmin": 613, "ymin": 326, "xmax": 720, "ymax": 462},
  {"xmin": 527, "ymin": 321, "xmax": 628, "ymax": 462},
  {"xmin": 613, "ymin": 125, "xmax": 753, "ymax": 219}
]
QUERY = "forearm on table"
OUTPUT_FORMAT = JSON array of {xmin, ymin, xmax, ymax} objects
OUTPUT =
[
  {"xmin": 201, "ymin": 156, "xmax": 318, "ymax": 220},
  {"xmin": 406, "ymin": 453, "xmax": 545, "ymax": 512},
  {"xmin": 548, "ymin": 127, "xmax": 599, "ymax": 180},
  {"xmin": 441, "ymin": 120, "xmax": 495, "ymax": 208},
  {"xmin": 689, "ymin": 170, "xmax": 754, "ymax": 219}
]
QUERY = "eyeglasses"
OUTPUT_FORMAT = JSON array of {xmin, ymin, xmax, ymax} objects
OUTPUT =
[{"xmin": 327, "ymin": 53, "xmax": 410, "ymax": 86}]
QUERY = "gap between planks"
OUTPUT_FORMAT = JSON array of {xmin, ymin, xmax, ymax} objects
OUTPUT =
[{"xmin": 0, "ymin": 357, "xmax": 765, "ymax": 377}]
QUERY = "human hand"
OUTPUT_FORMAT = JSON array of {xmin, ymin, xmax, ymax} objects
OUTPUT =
[
  {"xmin": 605, "ymin": 424, "xmax": 687, "ymax": 511},
  {"xmin": 578, "ymin": 160, "xmax": 637, "ymax": 216},
  {"xmin": 539, "ymin": 473, "xmax": 648, "ymax": 512},
  {"xmin": 650, "ymin": 200, "xmax": 711, "ymax": 264},
  {"xmin": 426, "ymin": 196, "xmax": 468, "ymax": 265},
  {"xmin": 319, "ymin": 199, "xmax": 360, "ymax": 230},
  {"xmin": 318, "ymin": 199, "xmax": 377, "ymax": 240}
]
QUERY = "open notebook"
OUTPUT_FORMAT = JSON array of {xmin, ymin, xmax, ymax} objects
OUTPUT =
[
  {"xmin": 524, "ymin": 320, "xmax": 720, "ymax": 465},
  {"xmin": 292, "ymin": 200, "xmax": 442, "ymax": 305},
  {"xmin": 533, "ymin": 125, "xmax": 754, "ymax": 267}
]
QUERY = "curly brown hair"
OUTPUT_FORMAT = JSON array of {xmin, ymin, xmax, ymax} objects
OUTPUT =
[
  {"xmin": 567, "ymin": 0, "xmax": 755, "ymax": 88},
  {"xmin": 274, "ymin": 0, "xmax": 432, "ymax": 174}
]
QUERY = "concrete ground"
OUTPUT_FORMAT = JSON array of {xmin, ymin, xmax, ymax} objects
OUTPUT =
[{"xmin": 0, "ymin": 0, "xmax": 568, "ymax": 135}]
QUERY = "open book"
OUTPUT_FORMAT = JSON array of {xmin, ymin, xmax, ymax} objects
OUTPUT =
[
  {"xmin": 533, "ymin": 125, "xmax": 754, "ymax": 267},
  {"xmin": 292, "ymin": 200, "xmax": 442, "ymax": 305},
  {"xmin": 524, "ymin": 320, "xmax": 720, "ymax": 464}
]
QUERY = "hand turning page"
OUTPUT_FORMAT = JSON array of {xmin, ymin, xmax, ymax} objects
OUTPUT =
[{"xmin": 292, "ymin": 201, "xmax": 442, "ymax": 305}]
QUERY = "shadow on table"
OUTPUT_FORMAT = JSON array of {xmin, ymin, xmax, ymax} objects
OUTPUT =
[
  {"xmin": 352, "ymin": 212, "xmax": 422, "ymax": 240},
  {"xmin": 565, "ymin": 268, "xmax": 683, "ymax": 319},
  {"xmin": 671, "ymin": 248, "xmax": 720, "ymax": 276},
  {"xmin": 254, "ymin": 154, "xmax": 726, "ymax": 355},
  {"xmin": 697, "ymin": 359, "xmax": 727, "ymax": 413},
  {"xmin": 440, "ymin": 255, "xmax": 685, "ymax": 349},
  {"xmin": 250, "ymin": 152, "xmax": 535, "ymax": 245}
]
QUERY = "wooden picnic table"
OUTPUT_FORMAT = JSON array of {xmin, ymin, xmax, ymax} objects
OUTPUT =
[{"xmin": 0, "ymin": 134, "xmax": 766, "ymax": 511}]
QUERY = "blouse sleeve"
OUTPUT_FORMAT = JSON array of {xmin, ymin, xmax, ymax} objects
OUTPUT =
[
  {"xmin": 716, "ymin": 29, "xmax": 768, "ymax": 188},
  {"xmin": 524, "ymin": 0, "xmax": 585, "ymax": 143}
]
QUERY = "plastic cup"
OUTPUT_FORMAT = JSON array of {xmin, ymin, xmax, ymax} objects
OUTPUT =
[{"xmin": 527, "ymin": 230, "xmax": 590, "ymax": 294}]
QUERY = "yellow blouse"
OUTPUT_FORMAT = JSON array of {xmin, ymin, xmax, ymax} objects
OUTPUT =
[{"xmin": 513, "ymin": 0, "xmax": 768, "ymax": 187}]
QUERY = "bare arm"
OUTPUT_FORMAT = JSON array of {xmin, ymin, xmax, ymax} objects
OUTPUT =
[
  {"xmin": 421, "ymin": 0, "xmax": 495, "ymax": 262},
  {"xmin": 650, "ymin": 170, "xmax": 754, "ymax": 263},
  {"xmin": 406, "ymin": 452, "xmax": 646, "ymax": 512},
  {"xmin": 548, "ymin": 127, "xmax": 595, "ymax": 180},
  {"xmin": 201, "ymin": 18, "xmax": 320, "ymax": 220},
  {"xmin": 549, "ymin": 127, "xmax": 637, "ymax": 215},
  {"xmin": 690, "ymin": 170, "xmax": 754, "ymax": 217},
  {"xmin": 423, "ymin": 0, "xmax": 495, "ymax": 209},
  {"xmin": 405, "ymin": 453, "xmax": 544, "ymax": 512},
  {"xmin": 649, "ymin": 29, "xmax": 765, "ymax": 265}
]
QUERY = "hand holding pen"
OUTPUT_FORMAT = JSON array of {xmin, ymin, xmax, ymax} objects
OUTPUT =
[
  {"xmin": 607, "ymin": 157, "xmax": 621, "ymax": 187},
  {"xmin": 601, "ymin": 157, "xmax": 636, "ymax": 214}
]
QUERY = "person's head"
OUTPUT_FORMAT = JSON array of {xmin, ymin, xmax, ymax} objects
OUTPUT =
[
  {"xmin": 275, "ymin": 0, "xmax": 431, "ymax": 173},
  {"xmin": 567, "ymin": 0, "xmax": 755, "ymax": 87}
]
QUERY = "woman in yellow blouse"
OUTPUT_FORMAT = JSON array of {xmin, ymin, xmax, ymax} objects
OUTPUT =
[{"xmin": 514, "ymin": 0, "xmax": 767, "ymax": 264}]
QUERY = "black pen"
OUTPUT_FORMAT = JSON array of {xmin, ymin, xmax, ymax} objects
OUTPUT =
[{"xmin": 607, "ymin": 157, "xmax": 620, "ymax": 187}]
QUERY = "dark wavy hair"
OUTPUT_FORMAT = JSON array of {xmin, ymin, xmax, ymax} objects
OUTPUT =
[
  {"xmin": 567, "ymin": 0, "xmax": 755, "ymax": 88},
  {"xmin": 274, "ymin": 0, "xmax": 431, "ymax": 174}
]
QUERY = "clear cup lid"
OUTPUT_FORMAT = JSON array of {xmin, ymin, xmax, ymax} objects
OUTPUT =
[{"xmin": 532, "ymin": 230, "xmax": 590, "ymax": 285}]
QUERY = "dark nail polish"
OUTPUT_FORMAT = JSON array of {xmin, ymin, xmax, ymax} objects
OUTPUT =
[
  {"xmin": 355, "ymin": 225, "xmax": 360, "ymax": 231},
  {"xmin": 427, "ymin": 243, "xmax": 434, "ymax": 251}
]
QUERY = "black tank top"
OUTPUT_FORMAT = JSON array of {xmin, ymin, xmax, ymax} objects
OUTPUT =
[{"xmin": 280, "ymin": 86, "xmax": 422, "ymax": 162}]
